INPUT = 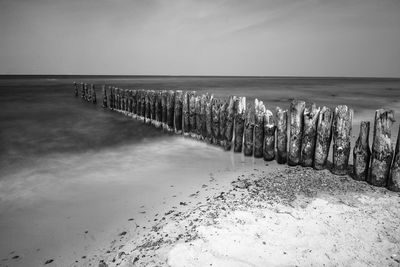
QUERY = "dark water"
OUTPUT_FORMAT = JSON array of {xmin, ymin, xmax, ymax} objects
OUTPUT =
[{"xmin": 0, "ymin": 76, "xmax": 400, "ymax": 266}]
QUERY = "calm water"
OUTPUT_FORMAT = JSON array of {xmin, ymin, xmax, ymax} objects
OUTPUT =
[{"xmin": 0, "ymin": 76, "xmax": 400, "ymax": 266}]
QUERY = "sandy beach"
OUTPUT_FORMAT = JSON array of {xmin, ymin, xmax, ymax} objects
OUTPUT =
[{"xmin": 85, "ymin": 160, "xmax": 400, "ymax": 267}]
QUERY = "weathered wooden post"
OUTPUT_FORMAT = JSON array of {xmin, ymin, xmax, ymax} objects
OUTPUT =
[
  {"xmin": 353, "ymin": 121, "xmax": 371, "ymax": 181},
  {"xmin": 126, "ymin": 89, "xmax": 130, "ymax": 111},
  {"xmin": 388, "ymin": 125, "xmax": 400, "ymax": 192},
  {"xmin": 80, "ymin": 83, "xmax": 85, "ymax": 99},
  {"xmin": 85, "ymin": 84, "xmax": 90, "ymax": 102},
  {"xmin": 200, "ymin": 94, "xmax": 208, "ymax": 140},
  {"xmin": 74, "ymin": 82, "xmax": 78, "ymax": 97},
  {"xmin": 368, "ymin": 109, "xmax": 394, "ymax": 186},
  {"xmin": 136, "ymin": 90, "xmax": 142, "ymax": 117},
  {"xmin": 140, "ymin": 89, "xmax": 146, "ymax": 120},
  {"xmin": 234, "ymin": 97, "xmax": 246, "ymax": 153},
  {"xmin": 243, "ymin": 102, "xmax": 255, "ymax": 156},
  {"xmin": 161, "ymin": 90, "xmax": 168, "ymax": 128},
  {"xmin": 166, "ymin": 90, "xmax": 175, "ymax": 131},
  {"xmin": 253, "ymin": 99, "xmax": 265, "ymax": 158},
  {"xmin": 300, "ymin": 104, "xmax": 320, "ymax": 167},
  {"xmin": 146, "ymin": 91, "xmax": 152, "ymax": 123},
  {"xmin": 132, "ymin": 89, "xmax": 137, "ymax": 116},
  {"xmin": 288, "ymin": 100, "xmax": 306, "ymax": 166},
  {"xmin": 314, "ymin": 106, "xmax": 333, "ymax": 169},
  {"xmin": 127, "ymin": 90, "xmax": 132, "ymax": 114},
  {"xmin": 189, "ymin": 91, "xmax": 196, "ymax": 137},
  {"xmin": 219, "ymin": 100, "xmax": 228, "ymax": 147},
  {"xmin": 149, "ymin": 90, "xmax": 156, "ymax": 122},
  {"xmin": 111, "ymin": 87, "xmax": 116, "ymax": 109},
  {"xmin": 121, "ymin": 88, "xmax": 125, "ymax": 111},
  {"xmin": 331, "ymin": 105, "xmax": 353, "ymax": 175},
  {"xmin": 102, "ymin": 85, "xmax": 108, "ymax": 108},
  {"xmin": 276, "ymin": 107, "xmax": 288, "ymax": 164},
  {"xmin": 92, "ymin": 85, "xmax": 96, "ymax": 104},
  {"xmin": 155, "ymin": 91, "xmax": 162, "ymax": 127},
  {"xmin": 263, "ymin": 109, "xmax": 275, "ymax": 161},
  {"xmin": 112, "ymin": 87, "xmax": 117, "ymax": 108},
  {"xmin": 205, "ymin": 95, "xmax": 214, "ymax": 143},
  {"xmin": 195, "ymin": 96, "xmax": 202, "ymax": 138},
  {"xmin": 117, "ymin": 87, "xmax": 121, "ymax": 110},
  {"xmin": 212, "ymin": 98, "xmax": 220, "ymax": 145},
  {"xmin": 108, "ymin": 86, "xmax": 114, "ymax": 109},
  {"xmin": 183, "ymin": 92, "xmax": 190, "ymax": 135},
  {"xmin": 174, "ymin": 90, "xmax": 183, "ymax": 134},
  {"xmin": 224, "ymin": 96, "xmax": 236, "ymax": 151}
]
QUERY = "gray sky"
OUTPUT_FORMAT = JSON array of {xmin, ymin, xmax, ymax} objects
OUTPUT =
[{"xmin": 0, "ymin": 0, "xmax": 399, "ymax": 77}]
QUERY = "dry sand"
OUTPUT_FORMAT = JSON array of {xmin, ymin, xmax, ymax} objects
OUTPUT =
[{"xmin": 91, "ymin": 162, "xmax": 400, "ymax": 267}]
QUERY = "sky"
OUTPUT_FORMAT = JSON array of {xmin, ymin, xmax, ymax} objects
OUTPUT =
[{"xmin": 0, "ymin": 0, "xmax": 399, "ymax": 77}]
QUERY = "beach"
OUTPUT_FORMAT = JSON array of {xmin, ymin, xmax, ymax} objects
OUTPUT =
[{"xmin": 1, "ymin": 76, "xmax": 400, "ymax": 266}]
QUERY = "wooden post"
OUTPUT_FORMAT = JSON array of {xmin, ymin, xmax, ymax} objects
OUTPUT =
[
  {"xmin": 141, "ymin": 89, "xmax": 146, "ymax": 119},
  {"xmin": 125, "ymin": 89, "xmax": 130, "ymax": 112},
  {"xmin": 353, "ymin": 121, "xmax": 371, "ymax": 181},
  {"xmin": 80, "ymin": 83, "xmax": 85, "ymax": 99},
  {"xmin": 132, "ymin": 89, "xmax": 137, "ymax": 116},
  {"xmin": 234, "ymin": 97, "xmax": 246, "ymax": 153},
  {"xmin": 276, "ymin": 107, "xmax": 288, "ymax": 164},
  {"xmin": 174, "ymin": 90, "xmax": 183, "ymax": 134},
  {"xmin": 263, "ymin": 109, "xmax": 275, "ymax": 161},
  {"xmin": 195, "ymin": 96, "xmax": 202, "ymax": 138},
  {"xmin": 112, "ymin": 87, "xmax": 116, "ymax": 109},
  {"xmin": 144, "ymin": 90, "xmax": 151, "ymax": 123},
  {"xmin": 114, "ymin": 87, "xmax": 118, "ymax": 108},
  {"xmin": 127, "ymin": 90, "xmax": 132, "ymax": 114},
  {"xmin": 224, "ymin": 96, "xmax": 236, "ymax": 151},
  {"xmin": 368, "ymin": 109, "xmax": 395, "ymax": 186},
  {"xmin": 149, "ymin": 90, "xmax": 155, "ymax": 123},
  {"xmin": 200, "ymin": 94, "xmax": 208, "ymax": 140},
  {"xmin": 212, "ymin": 98, "xmax": 220, "ymax": 145},
  {"xmin": 121, "ymin": 88, "xmax": 125, "ymax": 111},
  {"xmin": 161, "ymin": 90, "xmax": 168, "ymax": 128},
  {"xmin": 118, "ymin": 88, "xmax": 122, "ymax": 110},
  {"xmin": 93, "ymin": 85, "xmax": 97, "ymax": 104},
  {"xmin": 155, "ymin": 91, "xmax": 162, "ymax": 127},
  {"xmin": 183, "ymin": 92, "xmax": 190, "ymax": 135},
  {"xmin": 300, "ymin": 104, "xmax": 320, "ymax": 167},
  {"xmin": 288, "ymin": 100, "xmax": 306, "ymax": 166},
  {"xmin": 243, "ymin": 102, "xmax": 255, "ymax": 156},
  {"xmin": 85, "ymin": 83, "xmax": 89, "ymax": 102},
  {"xmin": 108, "ymin": 86, "xmax": 113, "ymax": 109},
  {"xmin": 73, "ymin": 82, "xmax": 78, "ymax": 97},
  {"xmin": 331, "ymin": 105, "xmax": 353, "ymax": 175},
  {"xmin": 102, "ymin": 85, "xmax": 108, "ymax": 108},
  {"xmin": 219, "ymin": 100, "xmax": 228, "ymax": 147},
  {"xmin": 388, "ymin": 125, "xmax": 400, "ymax": 191},
  {"xmin": 167, "ymin": 90, "xmax": 175, "ymax": 131},
  {"xmin": 253, "ymin": 99, "xmax": 265, "ymax": 158},
  {"xmin": 314, "ymin": 106, "xmax": 333, "ymax": 170},
  {"xmin": 205, "ymin": 95, "xmax": 214, "ymax": 143},
  {"xmin": 136, "ymin": 90, "xmax": 142, "ymax": 117},
  {"xmin": 189, "ymin": 91, "xmax": 196, "ymax": 137}
]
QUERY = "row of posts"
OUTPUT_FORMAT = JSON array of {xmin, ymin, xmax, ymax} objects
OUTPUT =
[
  {"xmin": 73, "ymin": 82, "xmax": 400, "ymax": 192},
  {"xmin": 74, "ymin": 82, "xmax": 96, "ymax": 104}
]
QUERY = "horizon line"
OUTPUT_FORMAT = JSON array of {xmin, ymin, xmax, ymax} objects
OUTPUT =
[{"xmin": 0, "ymin": 74, "xmax": 399, "ymax": 79}]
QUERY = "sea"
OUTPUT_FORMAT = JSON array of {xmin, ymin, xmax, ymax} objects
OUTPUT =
[{"xmin": 1, "ymin": 76, "xmax": 400, "ymax": 266}]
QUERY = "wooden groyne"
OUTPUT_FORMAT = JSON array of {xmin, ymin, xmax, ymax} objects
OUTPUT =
[{"xmin": 74, "ymin": 82, "xmax": 400, "ymax": 192}]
